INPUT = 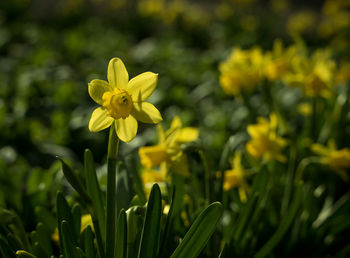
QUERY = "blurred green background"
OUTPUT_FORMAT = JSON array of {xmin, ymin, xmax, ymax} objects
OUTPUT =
[{"xmin": 1, "ymin": 0, "xmax": 350, "ymax": 247}]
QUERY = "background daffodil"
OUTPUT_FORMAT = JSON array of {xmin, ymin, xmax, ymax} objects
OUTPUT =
[
  {"xmin": 223, "ymin": 152, "xmax": 250, "ymax": 202},
  {"xmin": 138, "ymin": 116, "xmax": 198, "ymax": 176},
  {"xmin": 246, "ymin": 113, "xmax": 287, "ymax": 162},
  {"xmin": 88, "ymin": 57, "xmax": 163, "ymax": 143},
  {"xmin": 311, "ymin": 140, "xmax": 350, "ymax": 181}
]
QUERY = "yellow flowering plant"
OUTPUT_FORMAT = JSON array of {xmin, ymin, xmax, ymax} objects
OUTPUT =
[
  {"xmin": 223, "ymin": 152, "xmax": 250, "ymax": 202},
  {"xmin": 311, "ymin": 140, "xmax": 350, "ymax": 181},
  {"xmin": 282, "ymin": 49, "xmax": 336, "ymax": 98},
  {"xmin": 138, "ymin": 116, "xmax": 198, "ymax": 177},
  {"xmin": 246, "ymin": 113, "xmax": 287, "ymax": 163},
  {"xmin": 88, "ymin": 57, "xmax": 163, "ymax": 143},
  {"xmin": 219, "ymin": 47, "xmax": 264, "ymax": 97}
]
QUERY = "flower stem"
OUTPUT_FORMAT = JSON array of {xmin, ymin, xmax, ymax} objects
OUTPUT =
[{"xmin": 106, "ymin": 124, "xmax": 120, "ymax": 258}]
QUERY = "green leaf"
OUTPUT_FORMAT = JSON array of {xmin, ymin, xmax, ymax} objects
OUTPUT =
[
  {"xmin": 76, "ymin": 247, "xmax": 86, "ymax": 258},
  {"xmin": 58, "ymin": 158, "xmax": 92, "ymax": 206},
  {"xmin": 35, "ymin": 223, "xmax": 52, "ymax": 256},
  {"xmin": 34, "ymin": 207, "xmax": 56, "ymax": 233},
  {"xmin": 6, "ymin": 233, "xmax": 21, "ymax": 252},
  {"xmin": 254, "ymin": 184, "xmax": 303, "ymax": 258},
  {"xmin": 61, "ymin": 220, "xmax": 79, "ymax": 258},
  {"xmin": 126, "ymin": 206, "xmax": 144, "ymax": 258},
  {"xmin": 116, "ymin": 163, "xmax": 133, "ymax": 218},
  {"xmin": 159, "ymin": 185, "xmax": 176, "ymax": 258},
  {"xmin": 32, "ymin": 242, "xmax": 48, "ymax": 258},
  {"xmin": 0, "ymin": 237, "xmax": 16, "ymax": 258},
  {"xmin": 83, "ymin": 226, "xmax": 95, "ymax": 258},
  {"xmin": 138, "ymin": 183, "xmax": 162, "ymax": 258},
  {"xmin": 56, "ymin": 192, "xmax": 75, "ymax": 255},
  {"xmin": 72, "ymin": 204, "xmax": 82, "ymax": 241},
  {"xmin": 15, "ymin": 250, "xmax": 36, "ymax": 258},
  {"xmin": 170, "ymin": 202, "xmax": 223, "ymax": 258},
  {"xmin": 116, "ymin": 209, "xmax": 127, "ymax": 258},
  {"xmin": 84, "ymin": 149, "xmax": 106, "ymax": 239}
]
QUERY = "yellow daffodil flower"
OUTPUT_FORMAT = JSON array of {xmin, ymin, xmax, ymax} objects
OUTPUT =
[
  {"xmin": 246, "ymin": 113, "xmax": 287, "ymax": 162},
  {"xmin": 88, "ymin": 58, "xmax": 163, "ymax": 143},
  {"xmin": 219, "ymin": 47, "xmax": 264, "ymax": 97},
  {"xmin": 311, "ymin": 140, "xmax": 350, "ymax": 181},
  {"xmin": 223, "ymin": 152, "xmax": 250, "ymax": 202},
  {"xmin": 141, "ymin": 167, "xmax": 168, "ymax": 197},
  {"xmin": 264, "ymin": 40, "xmax": 296, "ymax": 81},
  {"xmin": 138, "ymin": 116, "xmax": 198, "ymax": 176},
  {"xmin": 283, "ymin": 49, "xmax": 335, "ymax": 98}
]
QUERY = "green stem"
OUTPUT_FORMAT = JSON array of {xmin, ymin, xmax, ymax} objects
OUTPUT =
[
  {"xmin": 281, "ymin": 144, "xmax": 297, "ymax": 216},
  {"xmin": 106, "ymin": 124, "xmax": 120, "ymax": 258},
  {"xmin": 199, "ymin": 150, "xmax": 211, "ymax": 203},
  {"xmin": 294, "ymin": 157, "xmax": 319, "ymax": 184}
]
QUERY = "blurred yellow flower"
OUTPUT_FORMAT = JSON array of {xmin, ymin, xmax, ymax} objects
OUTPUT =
[
  {"xmin": 283, "ymin": 49, "xmax": 335, "ymax": 98},
  {"xmin": 246, "ymin": 113, "xmax": 287, "ymax": 162},
  {"xmin": 141, "ymin": 167, "xmax": 168, "ymax": 197},
  {"xmin": 223, "ymin": 152, "xmax": 250, "ymax": 202},
  {"xmin": 311, "ymin": 141, "xmax": 350, "ymax": 181},
  {"xmin": 264, "ymin": 40, "xmax": 296, "ymax": 81},
  {"xmin": 219, "ymin": 47, "xmax": 264, "ymax": 97},
  {"xmin": 335, "ymin": 61, "xmax": 350, "ymax": 84},
  {"xmin": 88, "ymin": 58, "xmax": 162, "ymax": 143},
  {"xmin": 297, "ymin": 102, "xmax": 312, "ymax": 117},
  {"xmin": 138, "ymin": 116, "xmax": 198, "ymax": 176}
]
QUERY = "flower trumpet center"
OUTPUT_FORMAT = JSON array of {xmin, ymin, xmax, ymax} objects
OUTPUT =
[{"xmin": 102, "ymin": 88, "xmax": 133, "ymax": 119}]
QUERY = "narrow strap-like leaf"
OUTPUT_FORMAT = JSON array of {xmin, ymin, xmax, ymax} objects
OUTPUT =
[
  {"xmin": 170, "ymin": 202, "xmax": 223, "ymax": 258},
  {"xmin": 84, "ymin": 149, "xmax": 106, "ymax": 239},
  {"xmin": 116, "ymin": 209, "xmax": 127, "ymax": 258},
  {"xmin": 116, "ymin": 163, "xmax": 133, "ymax": 218},
  {"xmin": 34, "ymin": 207, "xmax": 56, "ymax": 233},
  {"xmin": 138, "ymin": 183, "xmax": 162, "ymax": 258},
  {"xmin": 15, "ymin": 250, "xmax": 36, "ymax": 258},
  {"xmin": 254, "ymin": 184, "xmax": 303, "ymax": 258},
  {"xmin": 72, "ymin": 204, "xmax": 82, "ymax": 241},
  {"xmin": 83, "ymin": 226, "xmax": 96, "ymax": 258},
  {"xmin": 159, "ymin": 185, "xmax": 176, "ymax": 258},
  {"xmin": 56, "ymin": 192, "xmax": 75, "ymax": 255},
  {"xmin": 34, "ymin": 223, "xmax": 53, "ymax": 256},
  {"xmin": 58, "ymin": 158, "xmax": 92, "ymax": 206},
  {"xmin": 61, "ymin": 220, "xmax": 79, "ymax": 258}
]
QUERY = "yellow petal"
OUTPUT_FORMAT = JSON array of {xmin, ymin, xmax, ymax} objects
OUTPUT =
[
  {"xmin": 115, "ymin": 115, "xmax": 138, "ymax": 143},
  {"xmin": 108, "ymin": 58, "xmax": 129, "ymax": 89},
  {"xmin": 88, "ymin": 79, "xmax": 111, "ymax": 105},
  {"xmin": 128, "ymin": 72, "xmax": 158, "ymax": 101},
  {"xmin": 170, "ymin": 116, "xmax": 182, "ymax": 130},
  {"xmin": 311, "ymin": 144, "xmax": 329, "ymax": 156},
  {"xmin": 139, "ymin": 145, "xmax": 168, "ymax": 168},
  {"xmin": 89, "ymin": 108, "xmax": 114, "ymax": 132},
  {"xmin": 80, "ymin": 214, "xmax": 94, "ymax": 232},
  {"xmin": 176, "ymin": 127, "xmax": 198, "ymax": 143},
  {"xmin": 131, "ymin": 102, "xmax": 163, "ymax": 124},
  {"xmin": 157, "ymin": 124, "xmax": 165, "ymax": 144}
]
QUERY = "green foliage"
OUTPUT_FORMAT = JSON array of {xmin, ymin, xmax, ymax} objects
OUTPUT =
[{"xmin": 1, "ymin": 0, "xmax": 350, "ymax": 257}]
